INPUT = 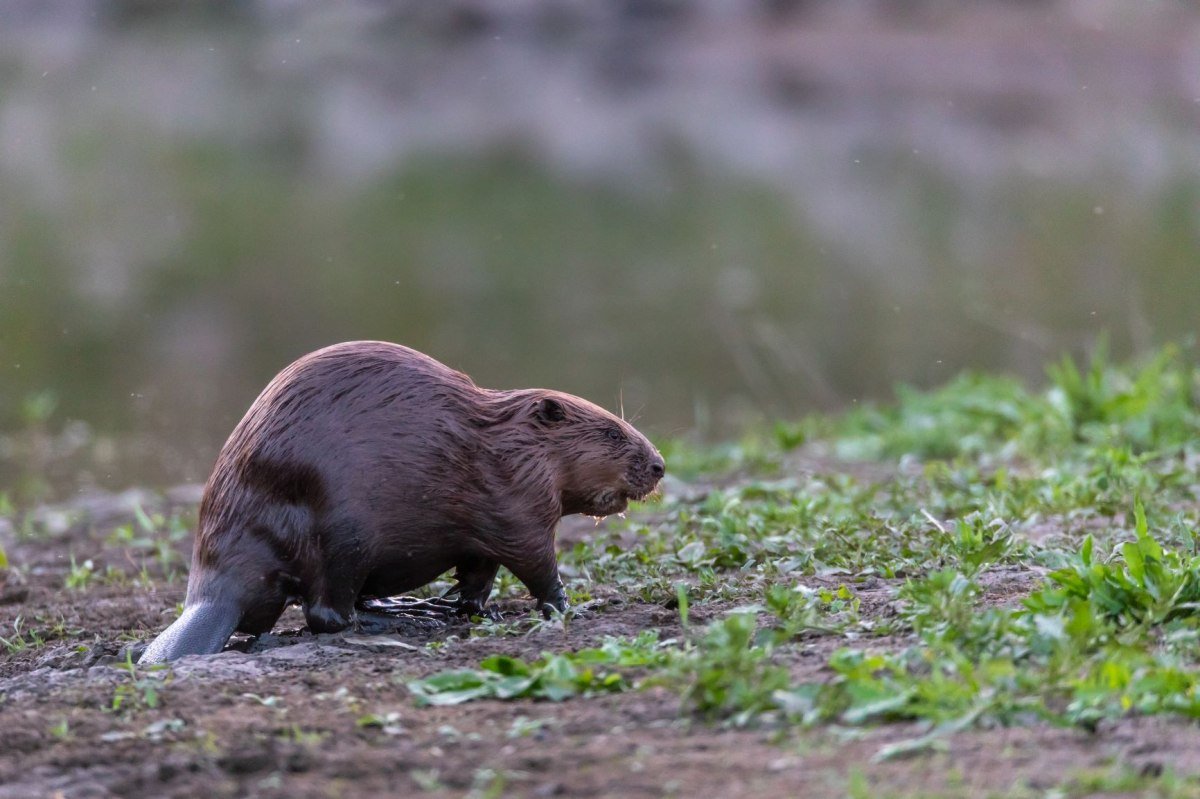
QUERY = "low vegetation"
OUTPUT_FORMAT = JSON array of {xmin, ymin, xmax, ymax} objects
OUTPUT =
[
  {"xmin": 3, "ymin": 340, "xmax": 1200, "ymax": 795},
  {"xmin": 412, "ymin": 341, "xmax": 1200, "ymax": 755}
]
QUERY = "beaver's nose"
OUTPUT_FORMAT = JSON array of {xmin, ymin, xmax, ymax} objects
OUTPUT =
[{"xmin": 649, "ymin": 457, "xmax": 665, "ymax": 479}]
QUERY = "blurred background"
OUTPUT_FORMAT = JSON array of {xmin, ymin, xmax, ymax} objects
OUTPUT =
[{"xmin": 1, "ymin": 0, "xmax": 1198, "ymax": 501}]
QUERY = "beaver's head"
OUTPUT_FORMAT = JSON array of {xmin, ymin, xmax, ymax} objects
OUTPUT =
[{"xmin": 526, "ymin": 391, "xmax": 665, "ymax": 518}]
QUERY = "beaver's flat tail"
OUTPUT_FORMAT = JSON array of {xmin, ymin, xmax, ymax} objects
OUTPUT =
[{"xmin": 138, "ymin": 601, "xmax": 240, "ymax": 664}]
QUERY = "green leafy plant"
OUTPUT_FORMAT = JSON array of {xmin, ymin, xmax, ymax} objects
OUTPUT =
[
  {"xmin": 0, "ymin": 616, "xmax": 44, "ymax": 653},
  {"xmin": 1034, "ymin": 500, "xmax": 1200, "ymax": 626},
  {"xmin": 670, "ymin": 611, "xmax": 789, "ymax": 721},
  {"xmin": 64, "ymin": 556, "xmax": 96, "ymax": 591},
  {"xmin": 108, "ymin": 652, "xmax": 170, "ymax": 714},
  {"xmin": 1047, "ymin": 340, "xmax": 1199, "ymax": 449},
  {"xmin": 765, "ymin": 583, "xmax": 860, "ymax": 640},
  {"xmin": 408, "ymin": 632, "xmax": 666, "ymax": 706}
]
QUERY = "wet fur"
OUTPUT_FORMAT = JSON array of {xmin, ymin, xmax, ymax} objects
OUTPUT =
[{"xmin": 140, "ymin": 341, "xmax": 663, "ymax": 663}]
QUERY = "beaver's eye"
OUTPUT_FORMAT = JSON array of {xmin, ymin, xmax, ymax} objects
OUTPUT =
[{"xmin": 605, "ymin": 427, "xmax": 623, "ymax": 442}]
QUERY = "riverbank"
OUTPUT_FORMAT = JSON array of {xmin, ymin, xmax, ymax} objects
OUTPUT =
[{"xmin": 2, "ymin": 345, "xmax": 1200, "ymax": 797}]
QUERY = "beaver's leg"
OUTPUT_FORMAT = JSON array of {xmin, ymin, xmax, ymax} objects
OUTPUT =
[
  {"xmin": 502, "ymin": 542, "xmax": 568, "ymax": 618},
  {"xmin": 444, "ymin": 556, "xmax": 501, "ymax": 620},
  {"xmin": 303, "ymin": 517, "xmax": 375, "ymax": 634},
  {"xmin": 304, "ymin": 587, "xmax": 356, "ymax": 634}
]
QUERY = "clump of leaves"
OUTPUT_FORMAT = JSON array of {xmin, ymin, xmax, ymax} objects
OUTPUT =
[
  {"xmin": 408, "ymin": 632, "xmax": 666, "ymax": 706},
  {"xmin": 811, "ymin": 499, "xmax": 1200, "ymax": 741},
  {"xmin": 765, "ymin": 583, "xmax": 860, "ymax": 640},
  {"xmin": 1047, "ymin": 339, "xmax": 1200, "ymax": 450},
  {"xmin": 834, "ymin": 372, "xmax": 1057, "ymax": 461},
  {"xmin": 898, "ymin": 569, "xmax": 981, "ymax": 642},
  {"xmin": 1032, "ymin": 500, "xmax": 1200, "ymax": 627},
  {"xmin": 827, "ymin": 339, "xmax": 1198, "ymax": 463},
  {"xmin": 671, "ymin": 611, "xmax": 789, "ymax": 722}
]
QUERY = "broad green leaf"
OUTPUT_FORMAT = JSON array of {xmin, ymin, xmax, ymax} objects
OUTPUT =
[
  {"xmin": 842, "ymin": 690, "xmax": 914, "ymax": 724},
  {"xmin": 481, "ymin": 655, "xmax": 531, "ymax": 677},
  {"xmin": 1134, "ymin": 498, "xmax": 1149, "ymax": 539},
  {"xmin": 1122, "ymin": 541, "xmax": 1145, "ymax": 585},
  {"xmin": 492, "ymin": 675, "xmax": 537, "ymax": 699}
]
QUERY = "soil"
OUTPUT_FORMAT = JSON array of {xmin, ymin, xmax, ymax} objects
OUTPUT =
[{"xmin": 1, "ymin": 487, "xmax": 1198, "ymax": 799}]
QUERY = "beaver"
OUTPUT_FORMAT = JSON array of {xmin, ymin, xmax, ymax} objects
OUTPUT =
[{"xmin": 139, "ymin": 341, "xmax": 665, "ymax": 663}]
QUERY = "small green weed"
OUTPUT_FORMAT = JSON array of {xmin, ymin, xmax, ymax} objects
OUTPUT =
[
  {"xmin": 356, "ymin": 711, "xmax": 406, "ymax": 735},
  {"xmin": 0, "ymin": 616, "xmax": 45, "ymax": 653},
  {"xmin": 66, "ymin": 557, "xmax": 132, "ymax": 590},
  {"xmin": 1052, "ymin": 764, "xmax": 1200, "ymax": 798},
  {"xmin": 0, "ymin": 614, "xmax": 83, "ymax": 654},
  {"xmin": 64, "ymin": 556, "xmax": 96, "ymax": 590},
  {"xmin": 48, "ymin": 718, "xmax": 71, "ymax": 741},
  {"xmin": 108, "ymin": 653, "xmax": 170, "ymax": 714}
]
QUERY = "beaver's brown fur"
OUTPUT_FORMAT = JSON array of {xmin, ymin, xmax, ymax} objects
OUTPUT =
[{"xmin": 139, "ymin": 341, "xmax": 664, "ymax": 663}]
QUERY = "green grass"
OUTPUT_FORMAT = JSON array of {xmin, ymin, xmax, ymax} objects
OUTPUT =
[{"xmin": 407, "ymin": 342, "xmax": 1200, "ymax": 754}]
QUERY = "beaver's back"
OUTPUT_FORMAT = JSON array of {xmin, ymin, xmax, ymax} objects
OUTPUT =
[{"xmin": 193, "ymin": 341, "xmax": 484, "ymax": 572}]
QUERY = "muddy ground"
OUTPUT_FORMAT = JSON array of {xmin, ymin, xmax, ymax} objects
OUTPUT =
[{"xmin": 1, "ymin": 487, "xmax": 1199, "ymax": 799}]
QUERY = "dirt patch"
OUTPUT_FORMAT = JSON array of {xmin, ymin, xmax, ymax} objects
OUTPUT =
[{"xmin": 1, "ymin": 489, "xmax": 1199, "ymax": 798}]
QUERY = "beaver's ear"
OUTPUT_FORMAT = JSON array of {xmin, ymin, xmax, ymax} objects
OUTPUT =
[{"xmin": 534, "ymin": 397, "xmax": 566, "ymax": 424}]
